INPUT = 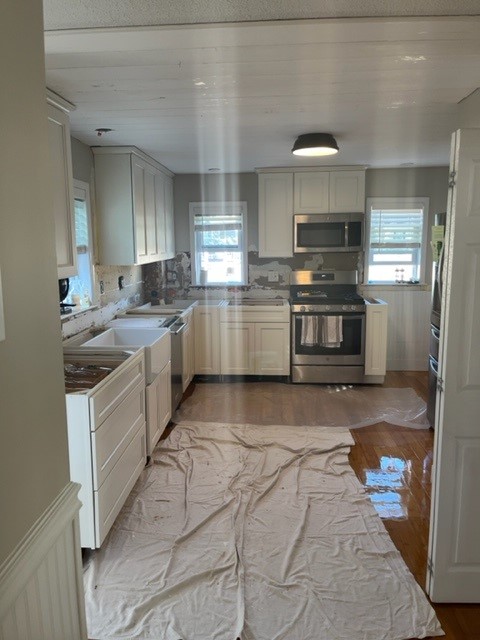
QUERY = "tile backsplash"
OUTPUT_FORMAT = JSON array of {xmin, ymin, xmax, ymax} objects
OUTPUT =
[
  {"xmin": 61, "ymin": 264, "xmax": 144, "ymax": 339},
  {"xmin": 143, "ymin": 251, "xmax": 362, "ymax": 302}
]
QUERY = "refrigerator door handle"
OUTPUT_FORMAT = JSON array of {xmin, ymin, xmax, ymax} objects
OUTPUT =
[{"xmin": 437, "ymin": 242, "xmax": 445, "ymax": 302}]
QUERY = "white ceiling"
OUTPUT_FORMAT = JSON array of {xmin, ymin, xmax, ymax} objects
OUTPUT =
[{"xmin": 44, "ymin": 16, "xmax": 480, "ymax": 173}]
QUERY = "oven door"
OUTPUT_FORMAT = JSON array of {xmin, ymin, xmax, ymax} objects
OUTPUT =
[{"xmin": 292, "ymin": 312, "xmax": 365, "ymax": 365}]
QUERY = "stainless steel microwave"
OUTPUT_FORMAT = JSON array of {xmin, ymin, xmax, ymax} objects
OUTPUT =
[{"xmin": 293, "ymin": 213, "xmax": 364, "ymax": 253}]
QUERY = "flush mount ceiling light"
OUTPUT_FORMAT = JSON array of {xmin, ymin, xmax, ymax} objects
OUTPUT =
[{"xmin": 292, "ymin": 133, "xmax": 339, "ymax": 157}]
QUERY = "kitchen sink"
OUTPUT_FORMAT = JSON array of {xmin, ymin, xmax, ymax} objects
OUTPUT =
[{"xmin": 79, "ymin": 327, "xmax": 171, "ymax": 383}]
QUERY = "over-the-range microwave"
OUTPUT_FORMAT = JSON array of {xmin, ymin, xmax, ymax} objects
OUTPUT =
[{"xmin": 293, "ymin": 213, "xmax": 364, "ymax": 253}]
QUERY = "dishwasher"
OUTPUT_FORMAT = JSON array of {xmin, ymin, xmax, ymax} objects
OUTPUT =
[{"xmin": 169, "ymin": 317, "xmax": 186, "ymax": 414}]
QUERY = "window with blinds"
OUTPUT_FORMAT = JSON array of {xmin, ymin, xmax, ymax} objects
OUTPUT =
[
  {"xmin": 189, "ymin": 202, "xmax": 247, "ymax": 286},
  {"xmin": 366, "ymin": 197, "xmax": 429, "ymax": 284}
]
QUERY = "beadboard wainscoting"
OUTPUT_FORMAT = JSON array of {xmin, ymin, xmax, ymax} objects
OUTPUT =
[
  {"xmin": 0, "ymin": 483, "xmax": 87, "ymax": 640},
  {"xmin": 361, "ymin": 286, "xmax": 431, "ymax": 371}
]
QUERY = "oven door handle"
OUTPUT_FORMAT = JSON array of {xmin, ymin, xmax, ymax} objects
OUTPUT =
[{"xmin": 293, "ymin": 313, "xmax": 365, "ymax": 320}]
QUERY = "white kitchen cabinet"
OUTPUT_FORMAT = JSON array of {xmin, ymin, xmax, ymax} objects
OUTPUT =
[
  {"xmin": 182, "ymin": 310, "xmax": 195, "ymax": 390},
  {"xmin": 164, "ymin": 174, "xmax": 175, "ymax": 260},
  {"xmin": 329, "ymin": 170, "xmax": 365, "ymax": 212},
  {"xmin": 364, "ymin": 300, "xmax": 388, "ymax": 376},
  {"xmin": 220, "ymin": 301, "xmax": 290, "ymax": 375},
  {"xmin": 146, "ymin": 361, "xmax": 171, "ymax": 454},
  {"xmin": 294, "ymin": 172, "xmax": 329, "ymax": 213},
  {"xmin": 194, "ymin": 306, "xmax": 220, "ymax": 374},
  {"xmin": 254, "ymin": 323, "xmax": 290, "ymax": 375},
  {"xmin": 93, "ymin": 147, "xmax": 175, "ymax": 265},
  {"xmin": 47, "ymin": 91, "xmax": 77, "ymax": 278},
  {"xmin": 64, "ymin": 349, "xmax": 146, "ymax": 548},
  {"xmin": 220, "ymin": 323, "xmax": 255, "ymax": 374},
  {"xmin": 258, "ymin": 172, "xmax": 294, "ymax": 257}
]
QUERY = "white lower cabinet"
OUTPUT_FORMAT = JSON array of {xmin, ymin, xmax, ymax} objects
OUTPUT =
[
  {"xmin": 254, "ymin": 323, "xmax": 291, "ymax": 375},
  {"xmin": 364, "ymin": 300, "xmax": 388, "ymax": 376},
  {"xmin": 194, "ymin": 306, "xmax": 221, "ymax": 374},
  {"xmin": 65, "ymin": 350, "xmax": 146, "ymax": 549},
  {"xmin": 220, "ymin": 320, "xmax": 290, "ymax": 375},
  {"xmin": 220, "ymin": 323, "xmax": 256, "ymax": 374},
  {"xmin": 146, "ymin": 361, "xmax": 172, "ymax": 455}
]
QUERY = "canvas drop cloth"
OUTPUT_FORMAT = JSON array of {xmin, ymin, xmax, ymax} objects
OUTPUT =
[{"xmin": 84, "ymin": 422, "xmax": 443, "ymax": 640}]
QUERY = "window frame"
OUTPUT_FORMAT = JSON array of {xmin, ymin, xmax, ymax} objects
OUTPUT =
[
  {"xmin": 365, "ymin": 197, "xmax": 430, "ymax": 285},
  {"xmin": 189, "ymin": 201, "xmax": 248, "ymax": 286},
  {"xmin": 65, "ymin": 179, "xmax": 97, "ymax": 308}
]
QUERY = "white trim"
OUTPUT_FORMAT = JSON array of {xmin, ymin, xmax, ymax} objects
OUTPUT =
[
  {"xmin": 365, "ymin": 196, "xmax": 430, "ymax": 284},
  {"xmin": 72, "ymin": 179, "xmax": 98, "ymax": 307},
  {"xmin": 92, "ymin": 146, "xmax": 174, "ymax": 177},
  {"xmin": 46, "ymin": 88, "xmax": 75, "ymax": 113},
  {"xmin": 255, "ymin": 165, "xmax": 365, "ymax": 173},
  {"xmin": 0, "ymin": 482, "xmax": 86, "ymax": 638},
  {"xmin": 189, "ymin": 201, "xmax": 248, "ymax": 286}
]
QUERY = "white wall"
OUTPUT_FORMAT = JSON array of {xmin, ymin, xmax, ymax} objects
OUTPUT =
[{"xmin": 0, "ymin": 0, "xmax": 70, "ymax": 563}]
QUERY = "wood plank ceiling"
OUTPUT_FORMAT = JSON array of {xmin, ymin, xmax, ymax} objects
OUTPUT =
[{"xmin": 44, "ymin": 17, "xmax": 480, "ymax": 173}]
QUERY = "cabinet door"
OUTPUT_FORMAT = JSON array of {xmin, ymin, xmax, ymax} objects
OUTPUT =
[
  {"xmin": 258, "ymin": 173, "xmax": 294, "ymax": 257},
  {"xmin": 182, "ymin": 321, "xmax": 195, "ymax": 391},
  {"xmin": 220, "ymin": 323, "xmax": 255, "ymax": 374},
  {"xmin": 144, "ymin": 166, "xmax": 159, "ymax": 261},
  {"xmin": 47, "ymin": 105, "xmax": 77, "ymax": 278},
  {"xmin": 294, "ymin": 172, "xmax": 329, "ymax": 213},
  {"xmin": 132, "ymin": 156, "xmax": 148, "ymax": 263},
  {"xmin": 194, "ymin": 307, "xmax": 220, "ymax": 374},
  {"xmin": 364, "ymin": 303, "xmax": 387, "ymax": 376},
  {"xmin": 146, "ymin": 361, "xmax": 172, "ymax": 455},
  {"xmin": 154, "ymin": 171, "xmax": 167, "ymax": 259},
  {"xmin": 329, "ymin": 170, "xmax": 365, "ymax": 212},
  {"xmin": 254, "ymin": 323, "xmax": 290, "ymax": 375},
  {"xmin": 164, "ymin": 175, "xmax": 175, "ymax": 259}
]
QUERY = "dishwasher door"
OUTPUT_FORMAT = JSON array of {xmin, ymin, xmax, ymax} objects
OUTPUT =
[{"xmin": 170, "ymin": 321, "xmax": 186, "ymax": 414}]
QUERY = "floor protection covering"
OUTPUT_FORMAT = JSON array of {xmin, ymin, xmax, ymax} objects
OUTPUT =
[
  {"xmin": 84, "ymin": 423, "xmax": 443, "ymax": 640},
  {"xmin": 175, "ymin": 383, "xmax": 430, "ymax": 429}
]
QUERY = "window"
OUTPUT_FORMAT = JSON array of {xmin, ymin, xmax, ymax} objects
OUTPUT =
[
  {"xmin": 365, "ymin": 197, "xmax": 429, "ymax": 284},
  {"xmin": 64, "ymin": 180, "xmax": 96, "ymax": 308},
  {"xmin": 189, "ymin": 201, "xmax": 247, "ymax": 286}
]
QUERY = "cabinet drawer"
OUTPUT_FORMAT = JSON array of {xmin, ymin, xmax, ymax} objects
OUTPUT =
[
  {"xmin": 91, "ymin": 380, "xmax": 145, "ymax": 489},
  {"xmin": 94, "ymin": 424, "xmax": 146, "ymax": 547},
  {"xmin": 89, "ymin": 352, "xmax": 144, "ymax": 429}
]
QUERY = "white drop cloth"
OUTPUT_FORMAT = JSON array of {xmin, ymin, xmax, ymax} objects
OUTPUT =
[{"xmin": 84, "ymin": 423, "xmax": 443, "ymax": 640}]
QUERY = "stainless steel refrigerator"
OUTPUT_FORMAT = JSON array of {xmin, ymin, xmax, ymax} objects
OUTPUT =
[{"xmin": 427, "ymin": 212, "xmax": 446, "ymax": 427}]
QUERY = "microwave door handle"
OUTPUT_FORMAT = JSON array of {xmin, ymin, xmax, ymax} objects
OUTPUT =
[{"xmin": 344, "ymin": 221, "xmax": 349, "ymax": 247}]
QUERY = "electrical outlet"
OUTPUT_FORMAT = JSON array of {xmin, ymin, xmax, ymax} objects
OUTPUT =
[{"xmin": 268, "ymin": 271, "xmax": 279, "ymax": 283}]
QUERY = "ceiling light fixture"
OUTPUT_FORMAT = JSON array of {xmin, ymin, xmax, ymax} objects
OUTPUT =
[{"xmin": 292, "ymin": 133, "xmax": 339, "ymax": 157}]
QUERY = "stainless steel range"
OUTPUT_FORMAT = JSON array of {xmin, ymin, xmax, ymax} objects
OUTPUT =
[{"xmin": 290, "ymin": 270, "xmax": 367, "ymax": 384}]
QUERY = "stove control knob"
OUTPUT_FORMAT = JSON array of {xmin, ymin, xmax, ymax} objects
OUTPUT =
[
  {"xmin": 342, "ymin": 305, "xmax": 348, "ymax": 311},
  {"xmin": 300, "ymin": 305, "xmax": 306, "ymax": 312},
  {"xmin": 325, "ymin": 305, "xmax": 330, "ymax": 311}
]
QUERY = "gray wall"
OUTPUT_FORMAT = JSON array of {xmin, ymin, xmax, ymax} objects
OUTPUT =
[
  {"xmin": 0, "ymin": 0, "xmax": 70, "ymax": 563},
  {"xmin": 71, "ymin": 136, "xmax": 94, "ymax": 183},
  {"xmin": 174, "ymin": 173, "xmax": 258, "ymax": 251}
]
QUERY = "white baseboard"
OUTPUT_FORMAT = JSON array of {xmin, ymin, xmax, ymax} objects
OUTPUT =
[{"xmin": 0, "ymin": 482, "xmax": 87, "ymax": 640}]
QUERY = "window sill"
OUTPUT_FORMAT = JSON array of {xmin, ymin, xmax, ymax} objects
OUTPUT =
[
  {"xmin": 61, "ymin": 304, "xmax": 99, "ymax": 322},
  {"xmin": 359, "ymin": 284, "xmax": 431, "ymax": 292}
]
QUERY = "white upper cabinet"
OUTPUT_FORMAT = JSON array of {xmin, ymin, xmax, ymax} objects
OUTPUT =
[
  {"xmin": 47, "ymin": 91, "xmax": 77, "ymax": 278},
  {"xmin": 258, "ymin": 167, "xmax": 365, "ymax": 258},
  {"xmin": 329, "ymin": 170, "xmax": 365, "ymax": 212},
  {"xmin": 294, "ymin": 172, "xmax": 330, "ymax": 213},
  {"xmin": 93, "ymin": 147, "xmax": 175, "ymax": 265},
  {"xmin": 258, "ymin": 172, "xmax": 294, "ymax": 258}
]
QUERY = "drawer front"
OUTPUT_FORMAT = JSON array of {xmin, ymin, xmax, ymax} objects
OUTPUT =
[
  {"xmin": 94, "ymin": 424, "xmax": 146, "ymax": 547},
  {"xmin": 91, "ymin": 380, "xmax": 145, "ymax": 489},
  {"xmin": 90, "ymin": 351, "xmax": 144, "ymax": 429},
  {"xmin": 220, "ymin": 308, "xmax": 290, "ymax": 323}
]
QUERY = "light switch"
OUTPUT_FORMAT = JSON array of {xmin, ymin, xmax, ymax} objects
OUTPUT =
[{"xmin": 0, "ymin": 267, "xmax": 5, "ymax": 342}]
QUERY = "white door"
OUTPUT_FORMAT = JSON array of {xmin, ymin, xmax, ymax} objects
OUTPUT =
[
  {"xmin": 220, "ymin": 323, "xmax": 255, "ymax": 374},
  {"xmin": 258, "ymin": 173, "xmax": 294, "ymax": 258},
  {"xmin": 132, "ymin": 157, "xmax": 147, "ymax": 263},
  {"xmin": 329, "ymin": 170, "xmax": 365, "ymax": 212},
  {"xmin": 293, "ymin": 172, "xmax": 329, "ymax": 213},
  {"xmin": 427, "ymin": 129, "xmax": 480, "ymax": 602},
  {"xmin": 254, "ymin": 323, "xmax": 290, "ymax": 375}
]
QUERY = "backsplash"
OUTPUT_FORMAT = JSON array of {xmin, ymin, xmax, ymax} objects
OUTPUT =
[
  {"xmin": 61, "ymin": 264, "xmax": 144, "ymax": 339},
  {"xmin": 143, "ymin": 251, "xmax": 362, "ymax": 302}
]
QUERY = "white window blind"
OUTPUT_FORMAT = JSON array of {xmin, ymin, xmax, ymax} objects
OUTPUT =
[
  {"xmin": 189, "ymin": 202, "xmax": 247, "ymax": 286},
  {"xmin": 366, "ymin": 198, "xmax": 429, "ymax": 284}
]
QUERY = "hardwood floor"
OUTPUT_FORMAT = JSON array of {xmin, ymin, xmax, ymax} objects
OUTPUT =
[{"xmin": 167, "ymin": 372, "xmax": 480, "ymax": 639}]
